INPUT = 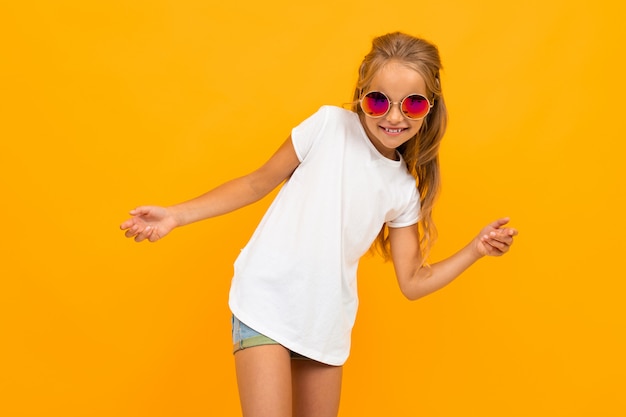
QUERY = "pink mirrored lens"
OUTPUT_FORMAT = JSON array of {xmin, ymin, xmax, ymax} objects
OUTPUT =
[
  {"xmin": 402, "ymin": 95, "xmax": 430, "ymax": 119},
  {"xmin": 361, "ymin": 92, "xmax": 389, "ymax": 117}
]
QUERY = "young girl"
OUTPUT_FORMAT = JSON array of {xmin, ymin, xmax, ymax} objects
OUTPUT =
[{"xmin": 120, "ymin": 32, "xmax": 517, "ymax": 417}]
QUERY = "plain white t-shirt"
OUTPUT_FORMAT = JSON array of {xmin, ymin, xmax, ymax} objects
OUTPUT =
[{"xmin": 228, "ymin": 105, "xmax": 420, "ymax": 365}]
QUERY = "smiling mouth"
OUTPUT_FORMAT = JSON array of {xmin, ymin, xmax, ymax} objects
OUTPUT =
[{"xmin": 382, "ymin": 127, "xmax": 407, "ymax": 134}]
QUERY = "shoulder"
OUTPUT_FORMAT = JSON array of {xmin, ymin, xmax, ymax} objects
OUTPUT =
[
  {"xmin": 317, "ymin": 105, "xmax": 357, "ymax": 122},
  {"xmin": 293, "ymin": 105, "xmax": 359, "ymax": 139},
  {"xmin": 311, "ymin": 105, "xmax": 362, "ymax": 134}
]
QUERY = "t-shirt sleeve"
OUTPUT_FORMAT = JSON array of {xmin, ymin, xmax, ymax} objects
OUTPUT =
[
  {"xmin": 387, "ymin": 185, "xmax": 421, "ymax": 228},
  {"xmin": 291, "ymin": 106, "xmax": 329, "ymax": 162}
]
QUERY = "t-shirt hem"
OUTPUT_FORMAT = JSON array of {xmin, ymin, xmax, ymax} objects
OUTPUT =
[
  {"xmin": 229, "ymin": 304, "xmax": 348, "ymax": 366},
  {"xmin": 387, "ymin": 219, "xmax": 420, "ymax": 228}
]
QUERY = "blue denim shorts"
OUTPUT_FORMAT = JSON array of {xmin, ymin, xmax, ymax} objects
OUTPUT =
[{"xmin": 231, "ymin": 315, "xmax": 310, "ymax": 360}]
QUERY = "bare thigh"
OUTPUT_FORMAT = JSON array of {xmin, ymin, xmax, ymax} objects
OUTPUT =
[
  {"xmin": 291, "ymin": 359, "xmax": 343, "ymax": 417},
  {"xmin": 235, "ymin": 344, "xmax": 292, "ymax": 417}
]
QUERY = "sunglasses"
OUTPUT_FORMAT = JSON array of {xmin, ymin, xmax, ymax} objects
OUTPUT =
[{"xmin": 359, "ymin": 91, "xmax": 433, "ymax": 120}]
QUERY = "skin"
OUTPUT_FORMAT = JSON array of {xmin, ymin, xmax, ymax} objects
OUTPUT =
[
  {"xmin": 234, "ymin": 345, "xmax": 342, "ymax": 417},
  {"xmin": 120, "ymin": 63, "xmax": 518, "ymax": 417},
  {"xmin": 360, "ymin": 61, "xmax": 427, "ymax": 160}
]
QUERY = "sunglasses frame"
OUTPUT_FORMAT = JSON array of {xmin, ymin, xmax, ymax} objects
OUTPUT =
[{"xmin": 359, "ymin": 90, "xmax": 434, "ymax": 120}]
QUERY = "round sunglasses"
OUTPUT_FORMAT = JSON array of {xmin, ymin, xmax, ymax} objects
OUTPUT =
[{"xmin": 359, "ymin": 91, "xmax": 433, "ymax": 120}]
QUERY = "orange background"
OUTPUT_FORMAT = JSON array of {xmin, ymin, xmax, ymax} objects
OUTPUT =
[{"xmin": 2, "ymin": 1, "xmax": 625, "ymax": 416}]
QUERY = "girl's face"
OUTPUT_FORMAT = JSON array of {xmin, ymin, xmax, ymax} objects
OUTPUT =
[{"xmin": 360, "ymin": 62, "xmax": 427, "ymax": 160}]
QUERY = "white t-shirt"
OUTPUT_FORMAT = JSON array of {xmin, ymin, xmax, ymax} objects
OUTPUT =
[{"xmin": 228, "ymin": 105, "xmax": 420, "ymax": 365}]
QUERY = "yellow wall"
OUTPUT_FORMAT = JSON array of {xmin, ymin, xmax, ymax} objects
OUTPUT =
[{"xmin": 2, "ymin": 1, "xmax": 625, "ymax": 416}]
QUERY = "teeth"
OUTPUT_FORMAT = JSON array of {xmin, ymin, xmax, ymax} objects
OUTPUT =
[{"xmin": 385, "ymin": 128, "xmax": 403, "ymax": 133}]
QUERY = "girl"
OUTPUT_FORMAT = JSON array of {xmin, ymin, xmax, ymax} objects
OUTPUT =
[{"xmin": 120, "ymin": 32, "xmax": 517, "ymax": 417}]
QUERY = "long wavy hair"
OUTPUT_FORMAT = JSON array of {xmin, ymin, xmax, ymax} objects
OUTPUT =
[{"xmin": 351, "ymin": 32, "xmax": 448, "ymax": 263}]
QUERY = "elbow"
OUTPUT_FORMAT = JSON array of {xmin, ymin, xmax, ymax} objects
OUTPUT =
[
  {"xmin": 397, "ymin": 269, "xmax": 426, "ymax": 301},
  {"xmin": 404, "ymin": 293, "xmax": 422, "ymax": 301},
  {"xmin": 404, "ymin": 292, "xmax": 426, "ymax": 301},
  {"xmin": 397, "ymin": 265, "xmax": 434, "ymax": 301},
  {"xmin": 399, "ymin": 284, "xmax": 427, "ymax": 301}
]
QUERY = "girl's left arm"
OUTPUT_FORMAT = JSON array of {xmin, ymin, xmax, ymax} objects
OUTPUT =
[{"xmin": 388, "ymin": 218, "xmax": 518, "ymax": 300}]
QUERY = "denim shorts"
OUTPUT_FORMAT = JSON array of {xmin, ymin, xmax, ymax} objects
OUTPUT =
[{"xmin": 232, "ymin": 315, "xmax": 310, "ymax": 360}]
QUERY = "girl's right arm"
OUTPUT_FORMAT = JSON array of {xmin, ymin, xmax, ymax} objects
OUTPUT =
[{"xmin": 120, "ymin": 137, "xmax": 300, "ymax": 242}]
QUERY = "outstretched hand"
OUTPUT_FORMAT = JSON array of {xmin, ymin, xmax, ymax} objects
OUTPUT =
[
  {"xmin": 474, "ymin": 217, "xmax": 518, "ymax": 257},
  {"xmin": 119, "ymin": 206, "xmax": 178, "ymax": 243}
]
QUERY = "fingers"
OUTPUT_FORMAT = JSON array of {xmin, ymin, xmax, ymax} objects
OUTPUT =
[
  {"xmin": 139, "ymin": 225, "xmax": 155, "ymax": 242},
  {"xmin": 120, "ymin": 214, "xmax": 155, "ymax": 243},
  {"xmin": 119, "ymin": 218, "xmax": 135, "ymax": 231},
  {"xmin": 147, "ymin": 226, "xmax": 161, "ymax": 242},
  {"xmin": 480, "ymin": 226, "xmax": 517, "ymax": 256},
  {"xmin": 129, "ymin": 206, "xmax": 152, "ymax": 217},
  {"xmin": 120, "ymin": 206, "xmax": 168, "ymax": 243},
  {"xmin": 121, "ymin": 220, "xmax": 141, "ymax": 239},
  {"xmin": 126, "ymin": 224, "xmax": 157, "ymax": 242},
  {"xmin": 120, "ymin": 208, "xmax": 148, "ymax": 231},
  {"xmin": 489, "ymin": 217, "xmax": 511, "ymax": 229}
]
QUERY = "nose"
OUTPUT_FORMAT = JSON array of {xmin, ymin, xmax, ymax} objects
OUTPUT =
[{"xmin": 385, "ymin": 101, "xmax": 404, "ymax": 123}]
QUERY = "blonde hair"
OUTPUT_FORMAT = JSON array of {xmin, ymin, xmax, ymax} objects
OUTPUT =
[{"xmin": 351, "ymin": 32, "xmax": 448, "ymax": 263}]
